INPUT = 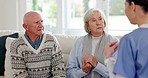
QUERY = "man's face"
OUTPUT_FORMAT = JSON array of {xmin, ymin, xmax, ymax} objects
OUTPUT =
[{"xmin": 25, "ymin": 13, "xmax": 44, "ymax": 36}]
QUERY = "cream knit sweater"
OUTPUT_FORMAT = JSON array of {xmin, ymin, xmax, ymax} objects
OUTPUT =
[{"xmin": 10, "ymin": 34, "xmax": 66, "ymax": 78}]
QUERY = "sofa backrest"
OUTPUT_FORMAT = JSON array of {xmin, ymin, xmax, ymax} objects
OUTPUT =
[{"xmin": 54, "ymin": 34, "xmax": 80, "ymax": 65}]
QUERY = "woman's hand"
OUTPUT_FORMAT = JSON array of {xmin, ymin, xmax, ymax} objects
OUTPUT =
[
  {"xmin": 82, "ymin": 58, "xmax": 92, "ymax": 73},
  {"xmin": 104, "ymin": 41, "xmax": 118, "ymax": 58},
  {"xmin": 83, "ymin": 54, "xmax": 98, "ymax": 68}
]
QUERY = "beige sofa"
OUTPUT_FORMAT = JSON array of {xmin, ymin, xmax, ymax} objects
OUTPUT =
[{"xmin": 0, "ymin": 30, "xmax": 79, "ymax": 78}]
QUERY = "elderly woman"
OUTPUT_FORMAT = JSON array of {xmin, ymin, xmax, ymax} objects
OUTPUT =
[
  {"xmin": 104, "ymin": 0, "xmax": 148, "ymax": 78},
  {"xmin": 66, "ymin": 8, "xmax": 118, "ymax": 78}
]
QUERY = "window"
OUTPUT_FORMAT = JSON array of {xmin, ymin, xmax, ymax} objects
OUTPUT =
[
  {"xmin": 65, "ymin": 0, "xmax": 97, "ymax": 35},
  {"xmin": 108, "ymin": 0, "xmax": 137, "ymax": 36},
  {"xmin": 31, "ymin": 0, "xmax": 57, "ymax": 33},
  {"xmin": 27, "ymin": 0, "xmax": 138, "ymax": 36}
]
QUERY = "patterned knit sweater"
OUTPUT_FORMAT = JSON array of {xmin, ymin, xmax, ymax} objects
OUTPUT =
[{"xmin": 10, "ymin": 34, "xmax": 66, "ymax": 78}]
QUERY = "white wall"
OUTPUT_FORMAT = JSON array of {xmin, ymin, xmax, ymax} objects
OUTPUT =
[{"xmin": 0, "ymin": 0, "xmax": 27, "ymax": 31}]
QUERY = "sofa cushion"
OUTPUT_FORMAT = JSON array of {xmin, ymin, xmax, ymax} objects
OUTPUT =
[{"xmin": 0, "ymin": 33, "xmax": 18, "ymax": 75}]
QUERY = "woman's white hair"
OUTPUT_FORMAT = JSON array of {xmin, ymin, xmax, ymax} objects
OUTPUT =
[{"xmin": 83, "ymin": 8, "xmax": 107, "ymax": 34}]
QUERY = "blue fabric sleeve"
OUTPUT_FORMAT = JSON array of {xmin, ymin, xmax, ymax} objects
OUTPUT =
[
  {"xmin": 93, "ymin": 62, "xmax": 109, "ymax": 78},
  {"xmin": 113, "ymin": 36, "xmax": 136, "ymax": 78}
]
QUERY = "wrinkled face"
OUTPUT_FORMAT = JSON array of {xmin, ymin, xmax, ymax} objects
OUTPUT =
[
  {"xmin": 88, "ymin": 11, "xmax": 105, "ymax": 37},
  {"xmin": 24, "ymin": 13, "xmax": 44, "ymax": 36}
]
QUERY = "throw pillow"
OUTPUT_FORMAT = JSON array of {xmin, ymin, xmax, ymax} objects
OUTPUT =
[
  {"xmin": 0, "ymin": 33, "xmax": 18, "ymax": 75},
  {"xmin": 5, "ymin": 37, "xmax": 16, "ymax": 78}
]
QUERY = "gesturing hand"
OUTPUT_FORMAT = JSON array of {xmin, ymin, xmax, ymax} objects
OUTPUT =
[{"xmin": 104, "ymin": 41, "xmax": 118, "ymax": 58}]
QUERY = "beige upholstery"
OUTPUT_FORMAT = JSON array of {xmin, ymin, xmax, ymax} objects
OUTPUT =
[{"xmin": 54, "ymin": 34, "xmax": 79, "ymax": 65}]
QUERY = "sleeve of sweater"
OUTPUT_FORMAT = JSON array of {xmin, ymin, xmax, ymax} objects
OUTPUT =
[
  {"xmin": 10, "ymin": 40, "xmax": 29, "ymax": 78},
  {"xmin": 93, "ymin": 62, "xmax": 109, "ymax": 78},
  {"xmin": 66, "ymin": 37, "xmax": 88, "ymax": 78},
  {"xmin": 51, "ymin": 37, "xmax": 66, "ymax": 78},
  {"xmin": 105, "ymin": 57, "xmax": 125, "ymax": 78}
]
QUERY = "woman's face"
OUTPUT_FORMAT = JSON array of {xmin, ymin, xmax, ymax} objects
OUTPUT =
[
  {"xmin": 125, "ymin": 1, "xmax": 137, "ymax": 24},
  {"xmin": 88, "ymin": 11, "xmax": 105, "ymax": 37}
]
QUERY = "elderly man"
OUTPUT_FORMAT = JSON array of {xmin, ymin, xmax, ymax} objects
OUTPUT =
[{"xmin": 10, "ymin": 11, "xmax": 66, "ymax": 78}]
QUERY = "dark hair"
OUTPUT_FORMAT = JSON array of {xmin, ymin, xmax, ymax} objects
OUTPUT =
[{"xmin": 126, "ymin": 0, "xmax": 148, "ymax": 12}]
